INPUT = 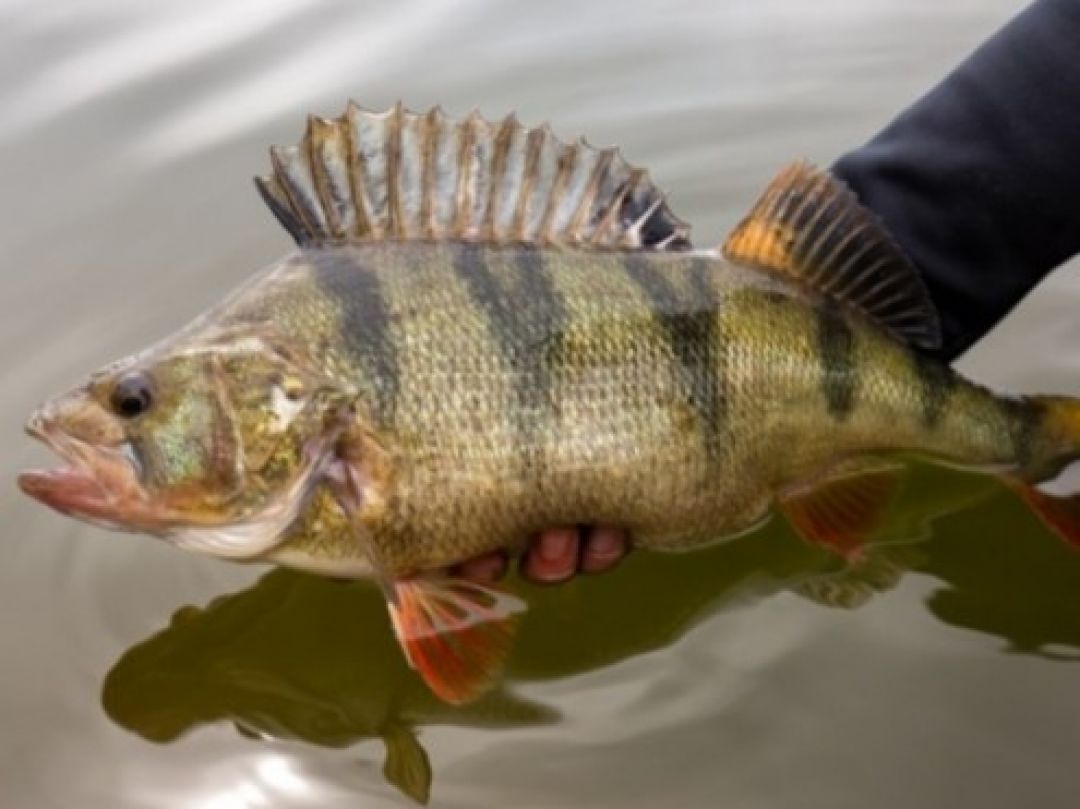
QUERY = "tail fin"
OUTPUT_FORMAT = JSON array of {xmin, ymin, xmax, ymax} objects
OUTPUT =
[{"xmin": 1008, "ymin": 395, "xmax": 1080, "ymax": 551}]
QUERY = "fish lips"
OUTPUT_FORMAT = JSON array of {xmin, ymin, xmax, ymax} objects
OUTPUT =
[{"xmin": 18, "ymin": 411, "xmax": 147, "ymax": 531}]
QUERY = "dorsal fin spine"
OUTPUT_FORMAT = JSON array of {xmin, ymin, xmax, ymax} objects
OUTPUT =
[
  {"xmin": 573, "ymin": 141, "xmax": 604, "ymax": 239},
  {"xmin": 623, "ymin": 188, "xmax": 664, "ymax": 247},
  {"xmin": 549, "ymin": 142, "xmax": 582, "ymax": 237},
  {"xmin": 348, "ymin": 106, "xmax": 374, "ymax": 236},
  {"xmin": 537, "ymin": 139, "xmax": 572, "ymax": 243},
  {"xmin": 482, "ymin": 117, "xmax": 505, "ymax": 239},
  {"xmin": 591, "ymin": 166, "xmax": 639, "ymax": 246},
  {"xmin": 307, "ymin": 116, "xmax": 349, "ymax": 238},
  {"xmin": 470, "ymin": 113, "xmax": 495, "ymax": 235},
  {"xmin": 354, "ymin": 104, "xmax": 389, "ymax": 238},
  {"xmin": 417, "ymin": 108, "xmax": 435, "ymax": 238},
  {"xmin": 336, "ymin": 107, "xmax": 367, "ymax": 240},
  {"xmin": 569, "ymin": 145, "xmax": 612, "ymax": 242},
  {"xmin": 527, "ymin": 125, "xmax": 559, "ymax": 238},
  {"xmin": 382, "ymin": 103, "xmax": 404, "ymax": 237},
  {"xmin": 428, "ymin": 107, "xmax": 454, "ymax": 237},
  {"xmin": 558, "ymin": 140, "xmax": 600, "ymax": 237},
  {"xmin": 384, "ymin": 102, "xmax": 403, "ymax": 239},
  {"xmin": 452, "ymin": 111, "xmax": 475, "ymax": 237},
  {"xmin": 270, "ymin": 145, "xmax": 322, "ymax": 235},
  {"xmin": 511, "ymin": 127, "xmax": 541, "ymax": 236},
  {"xmin": 485, "ymin": 115, "xmax": 516, "ymax": 239}
]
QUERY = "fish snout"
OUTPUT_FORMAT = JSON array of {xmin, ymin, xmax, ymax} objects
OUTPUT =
[
  {"xmin": 30, "ymin": 388, "xmax": 125, "ymax": 448},
  {"xmin": 19, "ymin": 389, "xmax": 146, "ymax": 528}
]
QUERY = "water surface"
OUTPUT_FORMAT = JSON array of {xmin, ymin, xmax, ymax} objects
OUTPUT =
[{"xmin": 4, "ymin": 1, "xmax": 1080, "ymax": 806}]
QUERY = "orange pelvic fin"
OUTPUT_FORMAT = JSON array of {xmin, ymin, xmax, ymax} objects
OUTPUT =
[
  {"xmin": 779, "ymin": 459, "xmax": 904, "ymax": 559},
  {"xmin": 386, "ymin": 575, "xmax": 526, "ymax": 705}
]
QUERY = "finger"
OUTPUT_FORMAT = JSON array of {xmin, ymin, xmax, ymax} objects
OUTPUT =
[
  {"xmin": 580, "ymin": 525, "xmax": 628, "ymax": 573},
  {"xmin": 453, "ymin": 551, "xmax": 508, "ymax": 582},
  {"xmin": 523, "ymin": 526, "xmax": 580, "ymax": 584}
]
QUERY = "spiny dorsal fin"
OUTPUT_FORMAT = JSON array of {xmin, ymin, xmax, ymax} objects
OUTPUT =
[
  {"xmin": 723, "ymin": 161, "xmax": 941, "ymax": 349},
  {"xmin": 255, "ymin": 102, "xmax": 692, "ymax": 252}
]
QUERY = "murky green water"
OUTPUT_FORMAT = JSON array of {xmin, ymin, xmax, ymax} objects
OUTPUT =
[{"xmin": 4, "ymin": 1, "xmax": 1079, "ymax": 806}]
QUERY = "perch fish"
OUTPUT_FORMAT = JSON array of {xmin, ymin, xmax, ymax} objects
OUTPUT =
[{"xmin": 19, "ymin": 103, "xmax": 1080, "ymax": 703}]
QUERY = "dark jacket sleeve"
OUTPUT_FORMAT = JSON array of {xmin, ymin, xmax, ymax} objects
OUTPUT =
[{"xmin": 832, "ymin": 0, "xmax": 1080, "ymax": 361}]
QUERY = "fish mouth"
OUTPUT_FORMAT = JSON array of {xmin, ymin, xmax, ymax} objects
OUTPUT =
[{"xmin": 18, "ymin": 411, "xmax": 148, "ymax": 531}]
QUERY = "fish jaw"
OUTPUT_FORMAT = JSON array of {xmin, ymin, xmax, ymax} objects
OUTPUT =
[{"xmin": 18, "ymin": 405, "xmax": 153, "ymax": 532}]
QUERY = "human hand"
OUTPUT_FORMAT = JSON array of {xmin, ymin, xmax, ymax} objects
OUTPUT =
[{"xmin": 453, "ymin": 525, "xmax": 628, "ymax": 584}]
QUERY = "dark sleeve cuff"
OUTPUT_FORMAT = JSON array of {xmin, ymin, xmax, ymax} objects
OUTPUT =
[{"xmin": 832, "ymin": 0, "xmax": 1080, "ymax": 361}]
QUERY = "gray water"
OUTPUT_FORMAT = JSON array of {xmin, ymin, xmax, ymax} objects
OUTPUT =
[{"xmin": 4, "ymin": 1, "xmax": 1080, "ymax": 807}]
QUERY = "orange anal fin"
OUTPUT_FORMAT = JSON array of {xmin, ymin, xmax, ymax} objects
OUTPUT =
[
  {"xmin": 779, "ymin": 461, "xmax": 903, "ymax": 560},
  {"xmin": 387, "ymin": 576, "xmax": 526, "ymax": 705},
  {"xmin": 1010, "ymin": 481, "xmax": 1080, "ymax": 551}
]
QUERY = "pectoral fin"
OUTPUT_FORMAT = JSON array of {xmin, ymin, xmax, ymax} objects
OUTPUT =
[
  {"xmin": 779, "ymin": 459, "xmax": 904, "ymax": 559},
  {"xmin": 386, "ymin": 575, "xmax": 526, "ymax": 705}
]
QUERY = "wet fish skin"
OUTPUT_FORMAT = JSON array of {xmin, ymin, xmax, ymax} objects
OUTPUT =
[{"xmin": 239, "ymin": 240, "xmax": 1043, "ymax": 575}]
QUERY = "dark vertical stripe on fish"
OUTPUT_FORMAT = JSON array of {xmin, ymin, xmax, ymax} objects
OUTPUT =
[
  {"xmin": 311, "ymin": 250, "xmax": 399, "ymax": 425},
  {"xmin": 817, "ymin": 306, "xmax": 856, "ymax": 420},
  {"xmin": 911, "ymin": 351, "xmax": 957, "ymax": 429},
  {"xmin": 622, "ymin": 254, "xmax": 724, "ymax": 456},
  {"xmin": 450, "ymin": 243, "xmax": 565, "ymax": 474},
  {"xmin": 513, "ymin": 245, "xmax": 565, "ymax": 399}
]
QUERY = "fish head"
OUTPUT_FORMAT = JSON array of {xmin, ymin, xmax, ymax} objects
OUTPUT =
[{"xmin": 19, "ymin": 331, "xmax": 353, "ymax": 558}]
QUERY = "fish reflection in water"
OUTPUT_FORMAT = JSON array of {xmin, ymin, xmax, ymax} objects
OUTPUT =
[{"xmin": 102, "ymin": 465, "xmax": 1080, "ymax": 804}]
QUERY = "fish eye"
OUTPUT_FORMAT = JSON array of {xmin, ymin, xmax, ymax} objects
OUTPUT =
[{"xmin": 110, "ymin": 372, "xmax": 154, "ymax": 418}]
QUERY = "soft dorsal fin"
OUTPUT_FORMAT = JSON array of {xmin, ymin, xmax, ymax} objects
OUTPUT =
[
  {"xmin": 255, "ymin": 102, "xmax": 692, "ymax": 252},
  {"xmin": 723, "ymin": 161, "xmax": 941, "ymax": 349}
]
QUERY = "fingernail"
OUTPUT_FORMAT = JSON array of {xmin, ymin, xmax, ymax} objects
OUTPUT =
[
  {"xmin": 588, "ymin": 527, "xmax": 623, "ymax": 557},
  {"xmin": 538, "ymin": 528, "xmax": 574, "ymax": 561},
  {"xmin": 471, "ymin": 555, "xmax": 505, "ymax": 581}
]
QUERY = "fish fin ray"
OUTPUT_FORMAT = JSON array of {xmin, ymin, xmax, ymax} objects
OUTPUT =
[
  {"xmin": 1009, "ymin": 480, "xmax": 1080, "ymax": 550},
  {"xmin": 256, "ymin": 103, "xmax": 692, "ymax": 251},
  {"xmin": 779, "ymin": 458, "xmax": 904, "ymax": 558},
  {"xmin": 387, "ymin": 575, "xmax": 525, "ymax": 705},
  {"xmin": 792, "ymin": 544, "xmax": 923, "ymax": 609},
  {"xmin": 722, "ymin": 161, "xmax": 941, "ymax": 349},
  {"xmin": 1006, "ymin": 395, "xmax": 1080, "ymax": 551}
]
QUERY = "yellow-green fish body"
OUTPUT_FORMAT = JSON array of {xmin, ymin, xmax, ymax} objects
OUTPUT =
[
  {"xmin": 236, "ymin": 241, "xmax": 1038, "ymax": 576},
  {"xmin": 21, "ymin": 104, "xmax": 1080, "ymax": 704}
]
